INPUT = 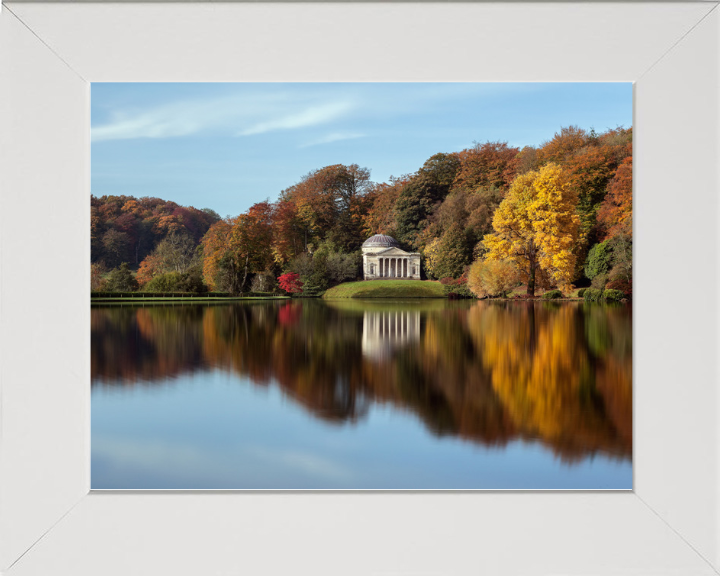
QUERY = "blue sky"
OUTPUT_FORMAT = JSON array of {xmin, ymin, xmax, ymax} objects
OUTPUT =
[{"xmin": 91, "ymin": 83, "xmax": 632, "ymax": 218}]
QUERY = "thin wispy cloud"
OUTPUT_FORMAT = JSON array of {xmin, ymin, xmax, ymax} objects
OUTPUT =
[
  {"xmin": 299, "ymin": 132, "xmax": 366, "ymax": 148},
  {"xmin": 92, "ymin": 93, "xmax": 356, "ymax": 142},
  {"xmin": 91, "ymin": 84, "xmax": 541, "ymax": 144},
  {"xmin": 238, "ymin": 102, "xmax": 353, "ymax": 136}
]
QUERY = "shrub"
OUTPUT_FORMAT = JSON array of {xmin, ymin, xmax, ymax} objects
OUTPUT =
[
  {"xmin": 144, "ymin": 272, "xmax": 183, "ymax": 292},
  {"xmin": 467, "ymin": 259, "xmax": 521, "ymax": 298},
  {"xmin": 583, "ymin": 288, "xmax": 603, "ymax": 303},
  {"xmin": 603, "ymin": 289, "xmax": 625, "ymax": 303},
  {"xmin": 178, "ymin": 267, "xmax": 208, "ymax": 293},
  {"xmin": 577, "ymin": 288, "xmax": 587, "ymax": 298},
  {"xmin": 143, "ymin": 269, "xmax": 207, "ymax": 293},
  {"xmin": 439, "ymin": 277, "xmax": 455, "ymax": 285},
  {"xmin": 442, "ymin": 276, "xmax": 475, "ymax": 299},
  {"xmin": 606, "ymin": 278, "xmax": 632, "ymax": 297},
  {"xmin": 325, "ymin": 251, "xmax": 359, "ymax": 284},
  {"xmin": 542, "ymin": 289, "xmax": 563, "ymax": 299}
]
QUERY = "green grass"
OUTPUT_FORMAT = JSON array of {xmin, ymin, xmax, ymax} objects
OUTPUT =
[{"xmin": 323, "ymin": 279, "xmax": 446, "ymax": 299}]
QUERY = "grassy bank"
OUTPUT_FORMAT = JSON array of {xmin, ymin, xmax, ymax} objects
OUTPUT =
[{"xmin": 323, "ymin": 279, "xmax": 446, "ymax": 299}]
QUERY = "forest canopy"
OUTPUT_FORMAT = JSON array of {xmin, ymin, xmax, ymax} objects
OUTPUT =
[{"xmin": 91, "ymin": 125, "xmax": 632, "ymax": 297}]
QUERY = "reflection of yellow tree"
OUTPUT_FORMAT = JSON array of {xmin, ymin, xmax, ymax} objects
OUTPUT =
[
  {"xmin": 505, "ymin": 305, "xmax": 586, "ymax": 440},
  {"xmin": 472, "ymin": 302, "xmax": 630, "ymax": 460}
]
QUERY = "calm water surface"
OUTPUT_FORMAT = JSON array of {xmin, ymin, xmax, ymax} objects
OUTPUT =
[{"xmin": 91, "ymin": 299, "xmax": 632, "ymax": 489}]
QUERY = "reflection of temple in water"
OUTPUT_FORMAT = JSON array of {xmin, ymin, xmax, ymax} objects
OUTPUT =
[{"xmin": 361, "ymin": 310, "xmax": 421, "ymax": 361}]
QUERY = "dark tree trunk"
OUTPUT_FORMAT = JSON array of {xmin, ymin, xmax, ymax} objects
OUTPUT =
[{"xmin": 527, "ymin": 250, "xmax": 536, "ymax": 297}]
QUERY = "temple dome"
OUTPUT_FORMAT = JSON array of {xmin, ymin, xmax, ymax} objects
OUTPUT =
[{"xmin": 362, "ymin": 234, "xmax": 400, "ymax": 249}]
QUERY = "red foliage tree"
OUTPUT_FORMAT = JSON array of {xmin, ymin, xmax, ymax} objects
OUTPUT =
[{"xmin": 278, "ymin": 272, "xmax": 304, "ymax": 294}]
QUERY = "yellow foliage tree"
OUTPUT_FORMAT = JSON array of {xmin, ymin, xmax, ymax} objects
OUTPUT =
[{"xmin": 482, "ymin": 163, "xmax": 580, "ymax": 295}]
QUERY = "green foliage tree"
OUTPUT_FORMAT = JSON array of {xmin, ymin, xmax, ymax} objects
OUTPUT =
[
  {"xmin": 424, "ymin": 222, "xmax": 470, "ymax": 279},
  {"xmin": 606, "ymin": 233, "xmax": 632, "ymax": 294},
  {"xmin": 394, "ymin": 153, "xmax": 460, "ymax": 248},
  {"xmin": 585, "ymin": 240, "xmax": 612, "ymax": 280},
  {"xmin": 154, "ymin": 232, "xmax": 198, "ymax": 274}
]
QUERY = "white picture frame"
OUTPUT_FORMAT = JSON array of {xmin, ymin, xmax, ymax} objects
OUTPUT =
[{"xmin": 1, "ymin": 2, "xmax": 718, "ymax": 574}]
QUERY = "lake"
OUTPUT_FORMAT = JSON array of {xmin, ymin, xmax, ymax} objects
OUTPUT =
[{"xmin": 91, "ymin": 298, "xmax": 632, "ymax": 489}]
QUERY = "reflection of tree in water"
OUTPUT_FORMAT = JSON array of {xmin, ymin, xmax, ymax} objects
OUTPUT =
[
  {"xmin": 473, "ymin": 302, "xmax": 631, "ymax": 461},
  {"xmin": 202, "ymin": 302, "xmax": 370, "ymax": 422},
  {"xmin": 91, "ymin": 299, "xmax": 631, "ymax": 461},
  {"xmin": 91, "ymin": 305, "xmax": 207, "ymax": 384}
]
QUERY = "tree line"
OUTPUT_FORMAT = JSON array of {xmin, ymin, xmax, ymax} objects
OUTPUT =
[{"xmin": 91, "ymin": 125, "xmax": 632, "ymax": 297}]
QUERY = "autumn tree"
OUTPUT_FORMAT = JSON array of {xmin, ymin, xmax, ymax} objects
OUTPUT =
[
  {"xmin": 271, "ymin": 200, "xmax": 304, "ymax": 265},
  {"xmin": 201, "ymin": 202, "xmax": 274, "ymax": 293},
  {"xmin": 483, "ymin": 163, "xmax": 580, "ymax": 295},
  {"xmin": 201, "ymin": 219, "xmax": 233, "ymax": 291},
  {"xmin": 536, "ymin": 126, "xmax": 632, "ymax": 280},
  {"xmin": 598, "ymin": 155, "xmax": 632, "ymax": 239},
  {"xmin": 362, "ymin": 177, "xmax": 408, "ymax": 237},
  {"xmin": 279, "ymin": 164, "xmax": 372, "ymax": 254},
  {"xmin": 516, "ymin": 146, "xmax": 540, "ymax": 175},
  {"xmin": 452, "ymin": 141, "xmax": 519, "ymax": 193},
  {"xmin": 91, "ymin": 262, "xmax": 107, "ymax": 292}
]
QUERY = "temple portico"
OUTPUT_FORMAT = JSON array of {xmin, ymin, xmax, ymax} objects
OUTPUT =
[{"xmin": 361, "ymin": 235, "xmax": 421, "ymax": 280}]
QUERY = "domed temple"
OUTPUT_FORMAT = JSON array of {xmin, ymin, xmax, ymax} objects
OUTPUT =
[{"xmin": 361, "ymin": 234, "xmax": 421, "ymax": 280}]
